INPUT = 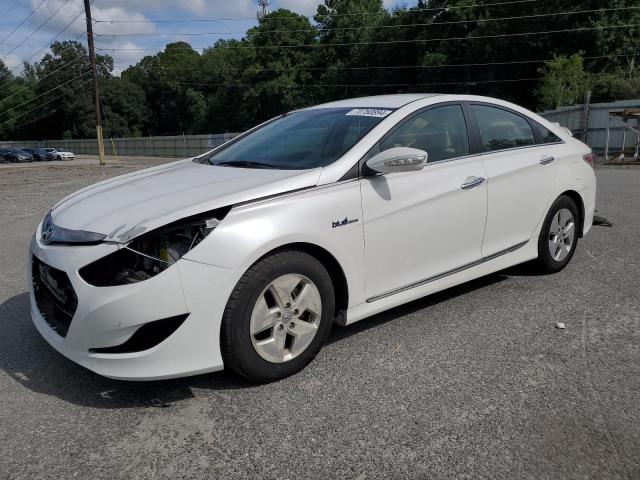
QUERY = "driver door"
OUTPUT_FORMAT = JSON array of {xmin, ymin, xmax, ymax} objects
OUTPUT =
[{"xmin": 360, "ymin": 104, "xmax": 488, "ymax": 300}]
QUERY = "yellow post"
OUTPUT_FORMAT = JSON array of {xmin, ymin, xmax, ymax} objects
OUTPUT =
[{"xmin": 96, "ymin": 124, "xmax": 106, "ymax": 165}]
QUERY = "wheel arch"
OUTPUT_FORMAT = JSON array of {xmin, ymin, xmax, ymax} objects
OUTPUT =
[
  {"xmin": 255, "ymin": 242, "xmax": 349, "ymax": 321},
  {"xmin": 558, "ymin": 189, "xmax": 585, "ymax": 237}
]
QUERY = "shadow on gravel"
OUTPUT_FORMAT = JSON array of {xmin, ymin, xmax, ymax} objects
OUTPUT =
[
  {"xmin": 1, "ymin": 272, "xmax": 510, "ymax": 408},
  {"xmin": 328, "ymin": 272, "xmax": 508, "ymax": 345},
  {"xmin": 0, "ymin": 293, "xmax": 255, "ymax": 409}
]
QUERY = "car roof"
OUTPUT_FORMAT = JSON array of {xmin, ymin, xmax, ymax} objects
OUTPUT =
[{"xmin": 307, "ymin": 94, "xmax": 440, "ymax": 110}]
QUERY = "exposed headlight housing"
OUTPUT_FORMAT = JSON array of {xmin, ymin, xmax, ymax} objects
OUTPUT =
[
  {"xmin": 41, "ymin": 213, "xmax": 107, "ymax": 245},
  {"xmin": 79, "ymin": 207, "xmax": 230, "ymax": 287}
]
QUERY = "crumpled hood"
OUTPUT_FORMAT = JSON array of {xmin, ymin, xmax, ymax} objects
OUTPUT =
[{"xmin": 51, "ymin": 159, "xmax": 322, "ymax": 242}]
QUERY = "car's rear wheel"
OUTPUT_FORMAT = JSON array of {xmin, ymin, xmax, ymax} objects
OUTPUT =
[
  {"xmin": 534, "ymin": 195, "xmax": 579, "ymax": 273},
  {"xmin": 221, "ymin": 250, "xmax": 335, "ymax": 382}
]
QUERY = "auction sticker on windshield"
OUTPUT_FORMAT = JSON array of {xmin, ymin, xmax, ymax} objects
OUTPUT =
[{"xmin": 345, "ymin": 108, "xmax": 393, "ymax": 118}]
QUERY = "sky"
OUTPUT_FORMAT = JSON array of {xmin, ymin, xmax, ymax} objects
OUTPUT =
[{"xmin": 1, "ymin": 0, "xmax": 415, "ymax": 75}]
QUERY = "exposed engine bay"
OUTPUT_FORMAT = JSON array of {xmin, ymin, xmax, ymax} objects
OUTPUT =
[
  {"xmin": 117, "ymin": 216, "xmax": 220, "ymax": 284},
  {"xmin": 79, "ymin": 208, "xmax": 230, "ymax": 287}
]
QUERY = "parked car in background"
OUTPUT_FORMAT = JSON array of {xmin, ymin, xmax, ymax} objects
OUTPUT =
[
  {"xmin": 21, "ymin": 147, "xmax": 49, "ymax": 162},
  {"xmin": 29, "ymin": 94, "xmax": 596, "ymax": 382},
  {"xmin": 0, "ymin": 147, "xmax": 33, "ymax": 163},
  {"xmin": 44, "ymin": 148, "xmax": 75, "ymax": 160}
]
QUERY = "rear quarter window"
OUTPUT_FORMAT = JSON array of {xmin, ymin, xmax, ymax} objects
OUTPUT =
[
  {"xmin": 471, "ymin": 104, "xmax": 535, "ymax": 152},
  {"xmin": 535, "ymin": 123, "xmax": 563, "ymax": 144}
]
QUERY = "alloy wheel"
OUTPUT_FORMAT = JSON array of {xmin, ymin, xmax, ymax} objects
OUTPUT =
[
  {"xmin": 249, "ymin": 274, "xmax": 322, "ymax": 363},
  {"xmin": 548, "ymin": 208, "xmax": 575, "ymax": 262}
]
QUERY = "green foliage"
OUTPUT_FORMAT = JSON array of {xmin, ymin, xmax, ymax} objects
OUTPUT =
[
  {"xmin": 2, "ymin": 0, "xmax": 640, "ymax": 140},
  {"xmin": 536, "ymin": 54, "xmax": 590, "ymax": 110},
  {"xmin": 591, "ymin": 75, "xmax": 640, "ymax": 102}
]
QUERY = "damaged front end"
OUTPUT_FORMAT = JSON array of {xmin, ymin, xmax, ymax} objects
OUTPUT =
[{"xmin": 79, "ymin": 207, "xmax": 230, "ymax": 287}]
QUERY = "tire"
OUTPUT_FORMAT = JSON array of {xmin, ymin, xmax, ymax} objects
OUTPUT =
[
  {"xmin": 221, "ymin": 250, "xmax": 335, "ymax": 382},
  {"xmin": 56, "ymin": 155, "xmax": 61, "ymax": 160},
  {"xmin": 533, "ymin": 195, "xmax": 579, "ymax": 274}
]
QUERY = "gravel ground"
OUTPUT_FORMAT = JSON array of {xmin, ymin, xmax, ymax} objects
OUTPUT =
[{"xmin": 0, "ymin": 160, "xmax": 638, "ymax": 479}]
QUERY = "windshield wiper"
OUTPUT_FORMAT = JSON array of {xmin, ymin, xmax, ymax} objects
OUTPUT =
[{"xmin": 213, "ymin": 160, "xmax": 279, "ymax": 169}]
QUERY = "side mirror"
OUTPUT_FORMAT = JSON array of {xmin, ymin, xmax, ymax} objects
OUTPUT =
[{"xmin": 365, "ymin": 147, "xmax": 427, "ymax": 174}]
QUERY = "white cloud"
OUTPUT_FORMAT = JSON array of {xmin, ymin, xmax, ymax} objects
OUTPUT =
[
  {"xmin": 4, "ymin": 54, "xmax": 23, "ymax": 72},
  {"xmin": 273, "ymin": 0, "xmax": 323, "ymax": 16}
]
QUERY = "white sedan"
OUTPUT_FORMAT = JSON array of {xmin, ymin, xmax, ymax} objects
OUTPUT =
[
  {"xmin": 44, "ymin": 147, "xmax": 75, "ymax": 160},
  {"xmin": 28, "ymin": 94, "xmax": 596, "ymax": 382}
]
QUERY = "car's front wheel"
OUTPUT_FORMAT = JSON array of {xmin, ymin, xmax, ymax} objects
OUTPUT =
[
  {"xmin": 534, "ymin": 195, "xmax": 579, "ymax": 273},
  {"xmin": 221, "ymin": 250, "xmax": 335, "ymax": 382}
]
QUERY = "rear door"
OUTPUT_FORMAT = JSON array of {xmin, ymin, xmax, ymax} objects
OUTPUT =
[
  {"xmin": 360, "ymin": 103, "xmax": 488, "ymax": 300},
  {"xmin": 467, "ymin": 103, "xmax": 558, "ymax": 257}
]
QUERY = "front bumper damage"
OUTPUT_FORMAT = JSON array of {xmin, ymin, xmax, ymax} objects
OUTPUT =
[{"xmin": 28, "ymin": 221, "xmax": 238, "ymax": 380}]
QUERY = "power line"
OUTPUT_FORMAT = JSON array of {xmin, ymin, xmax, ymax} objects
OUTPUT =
[
  {"xmin": 97, "ymin": 23, "xmax": 640, "ymax": 52},
  {"xmin": 0, "ymin": 70, "xmax": 91, "ymax": 117},
  {"xmin": 93, "ymin": 0, "xmax": 539, "ymax": 23},
  {"xmin": 5, "ymin": 0, "xmax": 85, "ymax": 22},
  {"xmin": 0, "ymin": 55, "xmax": 85, "ymax": 102},
  {"xmin": 95, "ymin": 6, "xmax": 640, "ymax": 38},
  {"xmin": 22, "ymin": 8, "xmax": 87, "ymax": 64},
  {"xmin": 0, "ymin": 79, "xmax": 92, "ymax": 127},
  {"xmin": 5, "ymin": 0, "xmax": 73, "ymax": 56},
  {"xmin": 130, "ymin": 77, "xmax": 545, "ymax": 88},
  {"xmin": 111, "ymin": 53, "xmax": 640, "ymax": 74},
  {"xmin": 0, "ymin": 0, "xmax": 46, "ymax": 47},
  {"xmin": 0, "ymin": 30, "xmax": 87, "ymax": 93}
]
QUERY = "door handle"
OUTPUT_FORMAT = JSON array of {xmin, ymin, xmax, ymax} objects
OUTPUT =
[
  {"xmin": 461, "ymin": 176, "xmax": 486, "ymax": 190},
  {"xmin": 540, "ymin": 155, "xmax": 555, "ymax": 165}
]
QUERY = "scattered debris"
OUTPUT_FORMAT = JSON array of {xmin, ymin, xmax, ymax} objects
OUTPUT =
[
  {"xmin": 391, "ymin": 343, "xmax": 401, "ymax": 353},
  {"xmin": 593, "ymin": 215, "xmax": 613, "ymax": 227},
  {"xmin": 98, "ymin": 389, "xmax": 117, "ymax": 399},
  {"xmin": 555, "ymin": 322, "xmax": 566, "ymax": 330},
  {"xmin": 148, "ymin": 397, "xmax": 171, "ymax": 408}
]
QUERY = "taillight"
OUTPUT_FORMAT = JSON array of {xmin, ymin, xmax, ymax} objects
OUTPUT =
[{"xmin": 583, "ymin": 152, "xmax": 595, "ymax": 169}]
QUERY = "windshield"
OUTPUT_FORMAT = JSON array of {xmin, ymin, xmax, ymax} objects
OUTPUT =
[{"xmin": 200, "ymin": 107, "xmax": 393, "ymax": 169}]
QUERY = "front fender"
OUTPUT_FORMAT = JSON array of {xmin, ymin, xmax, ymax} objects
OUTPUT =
[{"xmin": 184, "ymin": 180, "xmax": 366, "ymax": 307}]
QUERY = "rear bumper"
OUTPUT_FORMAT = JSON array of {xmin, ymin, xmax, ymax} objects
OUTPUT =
[
  {"xmin": 28, "ymin": 224, "xmax": 239, "ymax": 380},
  {"xmin": 580, "ymin": 176, "xmax": 597, "ymax": 236}
]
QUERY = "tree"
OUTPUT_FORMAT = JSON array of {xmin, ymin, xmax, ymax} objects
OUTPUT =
[
  {"xmin": 123, "ymin": 41, "xmax": 203, "ymax": 134},
  {"xmin": 536, "ymin": 54, "xmax": 590, "ymax": 109},
  {"xmin": 315, "ymin": 0, "xmax": 387, "ymax": 99},
  {"xmin": 0, "ymin": 59, "xmax": 36, "ymax": 139},
  {"xmin": 3, "ymin": 41, "xmax": 114, "ymax": 139},
  {"xmin": 4, "ymin": 0, "xmax": 640, "ymax": 140},
  {"xmin": 101, "ymin": 78, "xmax": 149, "ymax": 137},
  {"xmin": 240, "ymin": 9, "xmax": 319, "ymax": 123},
  {"xmin": 591, "ymin": 74, "xmax": 640, "ymax": 103}
]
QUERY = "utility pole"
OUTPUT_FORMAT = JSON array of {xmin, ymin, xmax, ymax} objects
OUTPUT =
[{"xmin": 84, "ymin": 0, "xmax": 105, "ymax": 165}]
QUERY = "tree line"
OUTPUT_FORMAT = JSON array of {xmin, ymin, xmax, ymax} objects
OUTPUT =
[{"xmin": 1, "ymin": 0, "xmax": 639, "ymax": 141}]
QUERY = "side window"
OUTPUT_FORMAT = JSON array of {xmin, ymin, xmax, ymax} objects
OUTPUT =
[
  {"xmin": 471, "ymin": 105, "xmax": 535, "ymax": 152},
  {"xmin": 380, "ymin": 105, "xmax": 469, "ymax": 163},
  {"xmin": 535, "ymin": 123, "xmax": 562, "ymax": 144}
]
